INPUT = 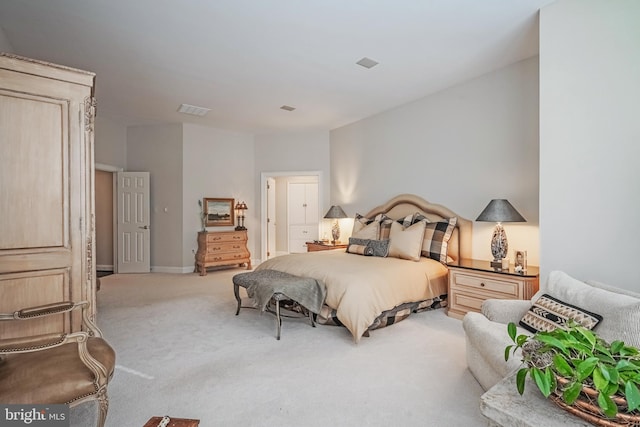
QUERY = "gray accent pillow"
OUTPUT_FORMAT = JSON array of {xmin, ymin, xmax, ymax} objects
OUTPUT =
[{"xmin": 348, "ymin": 238, "xmax": 389, "ymax": 257}]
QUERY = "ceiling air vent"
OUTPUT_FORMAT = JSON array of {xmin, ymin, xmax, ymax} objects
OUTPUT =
[
  {"xmin": 356, "ymin": 57, "xmax": 379, "ymax": 69},
  {"xmin": 177, "ymin": 103, "xmax": 210, "ymax": 116},
  {"xmin": 280, "ymin": 105, "xmax": 296, "ymax": 112}
]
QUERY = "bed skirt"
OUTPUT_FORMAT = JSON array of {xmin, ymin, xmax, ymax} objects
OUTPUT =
[{"xmin": 315, "ymin": 294, "xmax": 448, "ymax": 332}]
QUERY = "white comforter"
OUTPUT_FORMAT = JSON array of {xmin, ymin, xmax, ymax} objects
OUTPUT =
[{"xmin": 256, "ymin": 250, "xmax": 448, "ymax": 342}]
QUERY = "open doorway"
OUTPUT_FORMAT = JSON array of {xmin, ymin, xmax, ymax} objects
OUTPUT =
[
  {"xmin": 95, "ymin": 164, "xmax": 121, "ymax": 276},
  {"xmin": 260, "ymin": 171, "xmax": 323, "ymax": 262}
]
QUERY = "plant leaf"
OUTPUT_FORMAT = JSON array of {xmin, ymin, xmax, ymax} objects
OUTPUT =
[
  {"xmin": 505, "ymin": 345, "xmax": 513, "ymax": 362},
  {"xmin": 563, "ymin": 380, "xmax": 582, "ymax": 405},
  {"xmin": 593, "ymin": 365, "xmax": 609, "ymax": 391},
  {"xmin": 516, "ymin": 368, "xmax": 528, "ymax": 395},
  {"xmin": 553, "ymin": 354, "xmax": 574, "ymax": 377},
  {"xmin": 625, "ymin": 381, "xmax": 640, "ymax": 412},
  {"xmin": 531, "ymin": 367, "xmax": 552, "ymax": 397},
  {"xmin": 535, "ymin": 335, "xmax": 568, "ymax": 354},
  {"xmin": 611, "ymin": 340, "xmax": 625, "ymax": 354},
  {"xmin": 575, "ymin": 327, "xmax": 596, "ymax": 348},
  {"xmin": 597, "ymin": 392, "xmax": 618, "ymax": 418},
  {"xmin": 576, "ymin": 357, "xmax": 599, "ymax": 381},
  {"xmin": 508, "ymin": 322, "xmax": 517, "ymax": 342},
  {"xmin": 616, "ymin": 360, "xmax": 639, "ymax": 371}
]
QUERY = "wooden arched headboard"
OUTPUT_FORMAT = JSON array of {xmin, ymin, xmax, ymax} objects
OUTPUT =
[{"xmin": 363, "ymin": 194, "xmax": 472, "ymax": 262}]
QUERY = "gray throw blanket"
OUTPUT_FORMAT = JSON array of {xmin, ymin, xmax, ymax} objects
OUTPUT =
[{"xmin": 233, "ymin": 270, "xmax": 326, "ymax": 314}]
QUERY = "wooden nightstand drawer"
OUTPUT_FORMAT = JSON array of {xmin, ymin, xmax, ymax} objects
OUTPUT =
[
  {"xmin": 447, "ymin": 259, "xmax": 539, "ymax": 320},
  {"xmin": 450, "ymin": 289, "xmax": 486, "ymax": 313},
  {"xmin": 452, "ymin": 272, "xmax": 518, "ymax": 298}
]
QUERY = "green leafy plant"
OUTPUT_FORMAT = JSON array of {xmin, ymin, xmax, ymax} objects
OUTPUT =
[{"xmin": 505, "ymin": 321, "xmax": 640, "ymax": 418}]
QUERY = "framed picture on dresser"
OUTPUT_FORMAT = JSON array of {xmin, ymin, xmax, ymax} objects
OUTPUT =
[
  {"xmin": 514, "ymin": 250, "xmax": 527, "ymax": 272},
  {"xmin": 203, "ymin": 198, "xmax": 234, "ymax": 227}
]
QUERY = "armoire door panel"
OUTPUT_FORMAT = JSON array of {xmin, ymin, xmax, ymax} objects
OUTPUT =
[
  {"xmin": 0, "ymin": 269, "xmax": 70, "ymax": 339},
  {"xmin": 0, "ymin": 92, "xmax": 69, "ymax": 250}
]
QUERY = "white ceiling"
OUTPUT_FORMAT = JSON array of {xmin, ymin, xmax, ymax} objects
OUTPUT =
[{"xmin": 0, "ymin": 0, "xmax": 554, "ymax": 134}]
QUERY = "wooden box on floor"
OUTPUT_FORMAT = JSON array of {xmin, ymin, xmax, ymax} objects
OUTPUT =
[{"xmin": 143, "ymin": 417, "xmax": 199, "ymax": 427}]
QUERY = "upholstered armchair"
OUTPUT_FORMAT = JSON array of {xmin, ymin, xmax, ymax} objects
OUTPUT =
[{"xmin": 0, "ymin": 301, "xmax": 116, "ymax": 427}]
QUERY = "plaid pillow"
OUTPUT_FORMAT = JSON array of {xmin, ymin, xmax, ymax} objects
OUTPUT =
[
  {"xmin": 379, "ymin": 214, "xmax": 413, "ymax": 240},
  {"xmin": 352, "ymin": 213, "xmax": 384, "ymax": 238},
  {"xmin": 421, "ymin": 217, "xmax": 457, "ymax": 264}
]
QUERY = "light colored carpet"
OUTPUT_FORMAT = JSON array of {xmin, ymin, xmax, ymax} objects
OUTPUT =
[{"xmin": 97, "ymin": 270, "xmax": 486, "ymax": 426}]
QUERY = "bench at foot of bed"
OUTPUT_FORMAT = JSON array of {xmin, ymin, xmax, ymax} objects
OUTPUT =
[{"xmin": 232, "ymin": 269, "xmax": 326, "ymax": 340}]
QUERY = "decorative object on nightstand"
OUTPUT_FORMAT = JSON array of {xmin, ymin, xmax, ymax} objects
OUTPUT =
[
  {"xmin": 447, "ymin": 259, "xmax": 539, "ymax": 319},
  {"xmin": 323, "ymin": 205, "xmax": 347, "ymax": 245},
  {"xmin": 476, "ymin": 199, "xmax": 526, "ymax": 269},
  {"xmin": 234, "ymin": 201, "xmax": 248, "ymax": 231}
]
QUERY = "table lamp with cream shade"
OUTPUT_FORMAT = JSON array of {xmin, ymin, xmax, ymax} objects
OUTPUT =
[
  {"xmin": 324, "ymin": 205, "xmax": 347, "ymax": 245},
  {"xmin": 476, "ymin": 199, "xmax": 526, "ymax": 268}
]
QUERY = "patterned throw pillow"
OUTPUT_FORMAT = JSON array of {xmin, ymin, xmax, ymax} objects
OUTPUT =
[
  {"xmin": 420, "ymin": 217, "xmax": 457, "ymax": 264},
  {"xmin": 379, "ymin": 214, "xmax": 413, "ymax": 240},
  {"xmin": 346, "ymin": 244, "xmax": 374, "ymax": 256},
  {"xmin": 348, "ymin": 237, "xmax": 389, "ymax": 257},
  {"xmin": 519, "ymin": 294, "xmax": 603, "ymax": 333},
  {"xmin": 352, "ymin": 213, "xmax": 383, "ymax": 239},
  {"xmin": 351, "ymin": 221, "xmax": 380, "ymax": 240}
]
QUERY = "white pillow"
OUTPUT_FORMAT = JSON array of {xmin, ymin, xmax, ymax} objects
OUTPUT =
[
  {"xmin": 388, "ymin": 221, "xmax": 426, "ymax": 261},
  {"xmin": 352, "ymin": 221, "xmax": 380, "ymax": 240}
]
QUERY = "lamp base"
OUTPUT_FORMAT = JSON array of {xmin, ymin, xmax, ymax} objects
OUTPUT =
[
  {"xmin": 235, "ymin": 226, "xmax": 247, "ymax": 231},
  {"xmin": 490, "ymin": 259, "xmax": 509, "ymax": 269}
]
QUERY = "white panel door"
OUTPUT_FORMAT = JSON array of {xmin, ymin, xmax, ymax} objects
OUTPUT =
[{"xmin": 116, "ymin": 172, "xmax": 150, "ymax": 273}]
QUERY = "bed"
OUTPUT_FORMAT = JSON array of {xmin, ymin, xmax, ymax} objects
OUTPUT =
[{"xmin": 256, "ymin": 194, "xmax": 472, "ymax": 342}]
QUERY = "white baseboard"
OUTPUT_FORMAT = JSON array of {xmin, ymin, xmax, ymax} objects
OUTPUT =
[{"xmin": 96, "ymin": 264, "xmax": 114, "ymax": 271}]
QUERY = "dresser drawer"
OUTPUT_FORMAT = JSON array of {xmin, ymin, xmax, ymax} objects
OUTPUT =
[
  {"xmin": 206, "ymin": 231, "xmax": 247, "ymax": 243},
  {"xmin": 451, "ymin": 272, "xmax": 519, "ymax": 298},
  {"xmin": 204, "ymin": 251, "xmax": 250, "ymax": 263},
  {"xmin": 289, "ymin": 225, "xmax": 318, "ymax": 240},
  {"xmin": 206, "ymin": 242, "xmax": 246, "ymax": 255}
]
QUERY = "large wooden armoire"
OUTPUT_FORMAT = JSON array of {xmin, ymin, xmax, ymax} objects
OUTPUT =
[{"xmin": 0, "ymin": 53, "xmax": 97, "ymax": 338}]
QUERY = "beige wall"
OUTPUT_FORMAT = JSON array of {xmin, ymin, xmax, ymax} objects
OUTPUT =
[
  {"xmin": 0, "ymin": 26, "xmax": 13, "ymax": 52},
  {"xmin": 330, "ymin": 57, "xmax": 540, "ymax": 264},
  {"xmin": 95, "ymin": 170, "xmax": 113, "ymax": 270},
  {"xmin": 182, "ymin": 123, "xmax": 255, "ymax": 267},
  {"xmin": 95, "ymin": 116, "xmax": 127, "ymax": 169},
  {"xmin": 127, "ymin": 123, "xmax": 184, "ymax": 271},
  {"xmin": 540, "ymin": 0, "xmax": 640, "ymax": 290}
]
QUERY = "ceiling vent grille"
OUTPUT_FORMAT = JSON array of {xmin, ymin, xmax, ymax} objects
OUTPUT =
[
  {"xmin": 177, "ymin": 103, "xmax": 211, "ymax": 116},
  {"xmin": 280, "ymin": 105, "xmax": 296, "ymax": 111},
  {"xmin": 356, "ymin": 57, "xmax": 379, "ymax": 69}
]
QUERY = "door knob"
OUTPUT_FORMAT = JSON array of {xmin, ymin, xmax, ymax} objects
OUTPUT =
[{"xmin": 139, "ymin": 225, "xmax": 150, "ymax": 230}]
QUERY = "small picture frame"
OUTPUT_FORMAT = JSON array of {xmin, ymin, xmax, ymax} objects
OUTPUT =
[
  {"xmin": 203, "ymin": 198, "xmax": 234, "ymax": 227},
  {"xmin": 514, "ymin": 250, "xmax": 527, "ymax": 273}
]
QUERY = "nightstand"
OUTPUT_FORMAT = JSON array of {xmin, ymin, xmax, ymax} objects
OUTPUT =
[
  {"xmin": 306, "ymin": 241, "xmax": 348, "ymax": 252},
  {"xmin": 447, "ymin": 259, "xmax": 539, "ymax": 319}
]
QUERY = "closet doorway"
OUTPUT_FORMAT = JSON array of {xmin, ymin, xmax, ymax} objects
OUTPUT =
[{"xmin": 260, "ymin": 171, "xmax": 322, "ymax": 262}]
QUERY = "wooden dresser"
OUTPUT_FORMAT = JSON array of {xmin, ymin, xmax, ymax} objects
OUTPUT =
[
  {"xmin": 195, "ymin": 231, "xmax": 251, "ymax": 275},
  {"xmin": 447, "ymin": 259, "xmax": 539, "ymax": 319}
]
